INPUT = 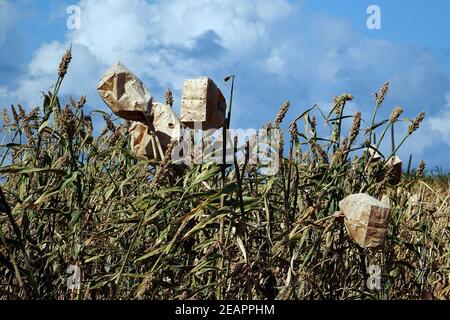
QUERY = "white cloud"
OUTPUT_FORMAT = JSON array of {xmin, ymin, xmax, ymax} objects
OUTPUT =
[
  {"xmin": 6, "ymin": 0, "xmax": 294, "ymax": 109},
  {"xmin": 66, "ymin": 0, "xmax": 294, "ymax": 70},
  {"xmin": 266, "ymin": 48, "xmax": 286, "ymax": 74},
  {"xmin": 11, "ymin": 42, "xmax": 103, "ymax": 108}
]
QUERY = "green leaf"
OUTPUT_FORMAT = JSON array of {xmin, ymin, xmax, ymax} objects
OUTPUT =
[
  {"xmin": 191, "ymin": 165, "xmax": 221, "ymax": 188},
  {"xmin": 0, "ymin": 166, "xmax": 66, "ymax": 176},
  {"xmin": 38, "ymin": 120, "xmax": 50, "ymax": 133},
  {"xmin": 182, "ymin": 212, "xmax": 228, "ymax": 240}
]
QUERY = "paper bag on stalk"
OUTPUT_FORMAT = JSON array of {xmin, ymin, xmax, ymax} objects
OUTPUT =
[
  {"xmin": 385, "ymin": 155, "xmax": 402, "ymax": 185},
  {"xmin": 97, "ymin": 62, "xmax": 151, "ymax": 123},
  {"xmin": 97, "ymin": 62, "xmax": 180, "ymax": 161},
  {"xmin": 339, "ymin": 193, "xmax": 390, "ymax": 249},
  {"xmin": 129, "ymin": 103, "xmax": 180, "ymax": 161},
  {"xmin": 180, "ymin": 77, "xmax": 226, "ymax": 130}
]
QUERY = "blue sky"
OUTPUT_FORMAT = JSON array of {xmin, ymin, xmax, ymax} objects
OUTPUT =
[{"xmin": 1, "ymin": 0, "xmax": 450, "ymax": 171}]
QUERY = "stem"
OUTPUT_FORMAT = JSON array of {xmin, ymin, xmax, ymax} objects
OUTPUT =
[
  {"xmin": 369, "ymin": 103, "xmax": 381, "ymax": 144},
  {"xmin": 384, "ymin": 134, "xmax": 410, "ymax": 165},
  {"xmin": 50, "ymin": 77, "xmax": 63, "ymax": 132},
  {"xmin": 391, "ymin": 122, "xmax": 395, "ymax": 155},
  {"xmin": 218, "ymin": 75, "xmax": 235, "ymax": 299}
]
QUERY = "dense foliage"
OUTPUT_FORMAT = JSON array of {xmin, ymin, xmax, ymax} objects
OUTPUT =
[{"xmin": 0, "ymin": 49, "xmax": 449, "ymax": 300}]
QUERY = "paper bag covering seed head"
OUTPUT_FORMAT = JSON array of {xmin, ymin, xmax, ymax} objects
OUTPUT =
[
  {"xmin": 339, "ymin": 193, "xmax": 390, "ymax": 249},
  {"xmin": 385, "ymin": 155, "xmax": 402, "ymax": 185},
  {"xmin": 129, "ymin": 103, "xmax": 180, "ymax": 162},
  {"xmin": 180, "ymin": 77, "xmax": 226, "ymax": 129},
  {"xmin": 97, "ymin": 62, "xmax": 151, "ymax": 123},
  {"xmin": 97, "ymin": 62, "xmax": 180, "ymax": 161}
]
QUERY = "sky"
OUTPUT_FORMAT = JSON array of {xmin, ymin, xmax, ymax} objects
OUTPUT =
[{"xmin": 0, "ymin": 0, "xmax": 450, "ymax": 171}]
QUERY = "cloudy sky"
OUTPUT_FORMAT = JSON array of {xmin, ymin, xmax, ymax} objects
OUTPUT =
[{"xmin": 1, "ymin": 0, "xmax": 450, "ymax": 171}]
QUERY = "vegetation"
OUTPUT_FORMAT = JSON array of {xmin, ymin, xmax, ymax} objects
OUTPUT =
[{"xmin": 0, "ymin": 48, "xmax": 449, "ymax": 300}]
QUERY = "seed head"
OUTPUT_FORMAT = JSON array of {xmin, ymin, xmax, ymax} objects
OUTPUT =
[
  {"xmin": 408, "ymin": 112, "xmax": 425, "ymax": 135},
  {"xmin": 102, "ymin": 114, "xmax": 116, "ymax": 134},
  {"xmin": 262, "ymin": 122, "xmax": 273, "ymax": 139},
  {"xmin": 18, "ymin": 105, "xmax": 26, "ymax": 120},
  {"xmin": 289, "ymin": 122, "xmax": 298, "ymax": 137},
  {"xmin": 349, "ymin": 112, "xmax": 361, "ymax": 145},
  {"xmin": 278, "ymin": 130, "xmax": 284, "ymax": 161},
  {"xmin": 389, "ymin": 106, "xmax": 403, "ymax": 123},
  {"xmin": 2, "ymin": 109, "xmax": 10, "ymax": 125},
  {"xmin": 11, "ymin": 105, "xmax": 19, "ymax": 125},
  {"xmin": 416, "ymin": 160, "xmax": 426, "ymax": 177},
  {"xmin": 376, "ymin": 82, "xmax": 389, "ymax": 106},
  {"xmin": 62, "ymin": 105, "xmax": 76, "ymax": 137},
  {"xmin": 23, "ymin": 122, "xmax": 34, "ymax": 144},
  {"xmin": 69, "ymin": 96, "xmax": 77, "ymax": 110},
  {"xmin": 77, "ymin": 96, "xmax": 86, "ymax": 111},
  {"xmin": 84, "ymin": 115, "xmax": 93, "ymax": 135},
  {"xmin": 58, "ymin": 47, "xmax": 72, "ymax": 79},
  {"xmin": 342, "ymin": 136, "xmax": 349, "ymax": 152},
  {"xmin": 316, "ymin": 144, "xmax": 329, "ymax": 164},
  {"xmin": 274, "ymin": 101, "xmax": 290, "ymax": 128},
  {"xmin": 333, "ymin": 94, "xmax": 353, "ymax": 115}
]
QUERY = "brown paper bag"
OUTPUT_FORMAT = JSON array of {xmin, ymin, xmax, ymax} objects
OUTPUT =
[
  {"xmin": 180, "ymin": 77, "xmax": 226, "ymax": 129},
  {"xmin": 97, "ymin": 62, "xmax": 151, "ymax": 123},
  {"xmin": 386, "ymin": 155, "xmax": 402, "ymax": 185},
  {"xmin": 98, "ymin": 63, "xmax": 181, "ymax": 161},
  {"xmin": 129, "ymin": 103, "xmax": 180, "ymax": 161},
  {"xmin": 339, "ymin": 193, "xmax": 390, "ymax": 249}
]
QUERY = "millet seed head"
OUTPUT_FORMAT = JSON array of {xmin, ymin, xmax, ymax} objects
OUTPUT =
[
  {"xmin": 376, "ymin": 82, "xmax": 389, "ymax": 106},
  {"xmin": 61, "ymin": 104, "xmax": 76, "ymax": 137},
  {"xmin": 408, "ymin": 112, "xmax": 425, "ymax": 135},
  {"xmin": 316, "ymin": 144, "xmax": 329, "ymax": 164},
  {"xmin": 77, "ymin": 96, "xmax": 87, "ymax": 109},
  {"xmin": 349, "ymin": 112, "xmax": 361, "ymax": 145},
  {"xmin": 333, "ymin": 94, "xmax": 353, "ymax": 115},
  {"xmin": 389, "ymin": 106, "xmax": 403, "ymax": 123},
  {"xmin": 416, "ymin": 160, "xmax": 426, "ymax": 177},
  {"xmin": 2, "ymin": 109, "xmax": 10, "ymax": 125},
  {"xmin": 274, "ymin": 101, "xmax": 290, "ymax": 128},
  {"xmin": 289, "ymin": 122, "xmax": 298, "ymax": 137},
  {"xmin": 58, "ymin": 47, "xmax": 72, "ymax": 79},
  {"xmin": 84, "ymin": 115, "xmax": 93, "ymax": 135},
  {"xmin": 11, "ymin": 105, "xmax": 19, "ymax": 125},
  {"xmin": 102, "ymin": 114, "xmax": 116, "ymax": 133},
  {"xmin": 342, "ymin": 136, "xmax": 349, "ymax": 152},
  {"xmin": 263, "ymin": 122, "xmax": 273, "ymax": 136},
  {"xmin": 18, "ymin": 105, "xmax": 26, "ymax": 120},
  {"xmin": 69, "ymin": 96, "xmax": 77, "ymax": 110}
]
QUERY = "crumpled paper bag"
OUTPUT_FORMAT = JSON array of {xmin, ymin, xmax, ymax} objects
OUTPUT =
[
  {"xmin": 98, "ymin": 63, "xmax": 180, "ymax": 161},
  {"xmin": 130, "ymin": 103, "xmax": 181, "ymax": 161},
  {"xmin": 339, "ymin": 193, "xmax": 390, "ymax": 249},
  {"xmin": 97, "ymin": 62, "xmax": 151, "ymax": 123}
]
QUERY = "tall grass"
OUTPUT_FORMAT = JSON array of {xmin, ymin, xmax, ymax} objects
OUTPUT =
[{"xmin": 0, "ymin": 49, "xmax": 449, "ymax": 300}]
